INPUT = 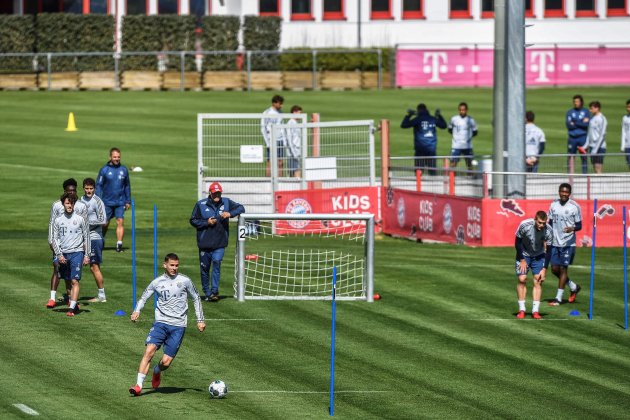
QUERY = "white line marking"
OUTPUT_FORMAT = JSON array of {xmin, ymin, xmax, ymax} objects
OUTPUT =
[
  {"xmin": 0, "ymin": 162, "xmax": 93, "ymax": 175},
  {"xmin": 230, "ymin": 390, "xmax": 389, "ymax": 394},
  {"xmin": 468, "ymin": 318, "xmax": 587, "ymax": 321},
  {"xmin": 13, "ymin": 404, "xmax": 39, "ymax": 416},
  {"xmin": 208, "ymin": 319, "xmax": 267, "ymax": 321}
]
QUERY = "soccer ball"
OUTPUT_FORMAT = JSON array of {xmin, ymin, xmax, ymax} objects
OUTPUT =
[{"xmin": 208, "ymin": 380, "xmax": 228, "ymax": 398}]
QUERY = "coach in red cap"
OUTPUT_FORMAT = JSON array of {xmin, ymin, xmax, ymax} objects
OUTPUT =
[{"xmin": 189, "ymin": 182, "xmax": 245, "ymax": 302}]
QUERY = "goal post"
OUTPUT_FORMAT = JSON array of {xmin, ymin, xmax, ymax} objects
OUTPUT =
[{"xmin": 234, "ymin": 213, "xmax": 375, "ymax": 302}]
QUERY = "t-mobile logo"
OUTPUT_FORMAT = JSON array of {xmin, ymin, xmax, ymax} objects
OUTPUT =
[
  {"xmin": 530, "ymin": 51, "xmax": 555, "ymax": 82},
  {"xmin": 423, "ymin": 52, "xmax": 448, "ymax": 83}
]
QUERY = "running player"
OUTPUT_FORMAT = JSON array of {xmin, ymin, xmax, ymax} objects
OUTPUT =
[
  {"xmin": 81, "ymin": 177, "xmax": 107, "ymax": 303},
  {"xmin": 514, "ymin": 211, "xmax": 552, "ymax": 319},
  {"xmin": 525, "ymin": 111, "xmax": 546, "ymax": 173},
  {"xmin": 448, "ymin": 102, "xmax": 478, "ymax": 171},
  {"xmin": 548, "ymin": 183, "xmax": 582, "ymax": 306},
  {"xmin": 129, "ymin": 253, "xmax": 205, "ymax": 396}
]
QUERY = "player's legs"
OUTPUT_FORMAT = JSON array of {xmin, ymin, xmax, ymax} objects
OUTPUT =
[
  {"xmin": 591, "ymin": 148, "xmax": 605, "ymax": 174},
  {"xmin": 625, "ymin": 147, "xmax": 630, "ymax": 170},
  {"xmin": 102, "ymin": 205, "xmax": 115, "ymax": 239},
  {"xmin": 210, "ymin": 247, "xmax": 225, "ymax": 297},
  {"xmin": 47, "ymin": 252, "xmax": 61, "ymax": 307},
  {"xmin": 151, "ymin": 325, "xmax": 185, "ymax": 389},
  {"xmin": 515, "ymin": 259, "xmax": 529, "ymax": 317},
  {"xmin": 88, "ymin": 238, "xmax": 105, "ymax": 300},
  {"xmin": 450, "ymin": 149, "xmax": 461, "ymax": 168},
  {"xmin": 199, "ymin": 250, "xmax": 212, "ymax": 297},
  {"xmin": 138, "ymin": 344, "xmax": 159, "ymax": 375},
  {"xmin": 115, "ymin": 218, "xmax": 124, "ymax": 247}
]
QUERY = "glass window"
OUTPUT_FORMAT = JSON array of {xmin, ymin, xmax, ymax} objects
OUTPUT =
[
  {"xmin": 90, "ymin": 0, "xmax": 108, "ymax": 13},
  {"xmin": 576, "ymin": 0, "xmax": 595, "ymax": 10},
  {"xmin": 42, "ymin": 0, "xmax": 61, "ymax": 12},
  {"xmin": 158, "ymin": 0, "xmax": 178, "ymax": 14},
  {"xmin": 402, "ymin": 0, "xmax": 423, "ymax": 19},
  {"xmin": 607, "ymin": 0, "xmax": 627, "ymax": 16},
  {"xmin": 450, "ymin": 0, "xmax": 470, "ymax": 18},
  {"xmin": 544, "ymin": 0, "xmax": 565, "ymax": 16},
  {"xmin": 190, "ymin": 0, "xmax": 206, "ymax": 16},
  {"xmin": 371, "ymin": 0, "xmax": 392, "ymax": 19},
  {"xmin": 292, "ymin": 0, "xmax": 310, "ymax": 14},
  {"xmin": 481, "ymin": 0, "xmax": 493, "ymax": 17},
  {"xmin": 0, "ymin": 2, "xmax": 14, "ymax": 13},
  {"xmin": 260, "ymin": 0, "xmax": 280, "ymax": 15},
  {"xmin": 24, "ymin": 0, "xmax": 38, "ymax": 14},
  {"xmin": 127, "ymin": 0, "xmax": 146, "ymax": 15},
  {"xmin": 64, "ymin": 0, "xmax": 84, "ymax": 13},
  {"xmin": 324, "ymin": 0, "xmax": 344, "ymax": 19}
]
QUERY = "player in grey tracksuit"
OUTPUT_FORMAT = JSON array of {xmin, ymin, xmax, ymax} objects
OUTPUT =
[{"xmin": 586, "ymin": 101, "xmax": 607, "ymax": 174}]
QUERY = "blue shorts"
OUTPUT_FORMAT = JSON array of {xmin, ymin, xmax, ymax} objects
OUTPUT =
[
  {"xmin": 515, "ymin": 254, "xmax": 545, "ymax": 276},
  {"xmin": 59, "ymin": 252, "xmax": 84, "ymax": 281},
  {"xmin": 145, "ymin": 322, "xmax": 186, "ymax": 358},
  {"xmin": 105, "ymin": 205, "xmax": 125, "ymax": 220},
  {"xmin": 287, "ymin": 157, "xmax": 299, "ymax": 173},
  {"xmin": 266, "ymin": 142, "xmax": 285, "ymax": 160},
  {"xmin": 90, "ymin": 238, "xmax": 103, "ymax": 265},
  {"xmin": 590, "ymin": 147, "xmax": 605, "ymax": 165},
  {"xmin": 550, "ymin": 246, "xmax": 575, "ymax": 267},
  {"xmin": 568, "ymin": 136, "xmax": 587, "ymax": 153},
  {"xmin": 450, "ymin": 148, "xmax": 473, "ymax": 164},
  {"xmin": 625, "ymin": 148, "xmax": 630, "ymax": 166}
]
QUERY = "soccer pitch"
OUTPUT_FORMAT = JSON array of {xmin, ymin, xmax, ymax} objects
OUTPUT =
[{"xmin": 1, "ymin": 89, "xmax": 630, "ymax": 418}]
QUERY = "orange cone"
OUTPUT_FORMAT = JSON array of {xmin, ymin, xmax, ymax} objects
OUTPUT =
[{"xmin": 65, "ymin": 112, "xmax": 78, "ymax": 132}]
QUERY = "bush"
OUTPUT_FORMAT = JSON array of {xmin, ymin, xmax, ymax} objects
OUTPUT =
[
  {"xmin": 242, "ymin": 16, "xmax": 281, "ymax": 71},
  {"xmin": 280, "ymin": 48, "xmax": 392, "ymax": 72},
  {"xmin": 0, "ymin": 15, "xmax": 35, "ymax": 73},
  {"xmin": 199, "ymin": 16, "xmax": 240, "ymax": 71}
]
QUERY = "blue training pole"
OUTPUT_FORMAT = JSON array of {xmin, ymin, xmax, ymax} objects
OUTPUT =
[
  {"xmin": 131, "ymin": 199, "xmax": 137, "ymax": 310},
  {"xmin": 588, "ymin": 199, "xmax": 598, "ymax": 320},
  {"xmin": 623, "ymin": 206, "xmax": 628, "ymax": 331},
  {"xmin": 329, "ymin": 266, "xmax": 337, "ymax": 417},
  {"xmin": 153, "ymin": 204, "xmax": 158, "ymax": 307}
]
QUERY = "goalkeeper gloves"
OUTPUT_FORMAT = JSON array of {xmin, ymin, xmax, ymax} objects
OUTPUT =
[
  {"xmin": 407, "ymin": 108, "xmax": 416, "ymax": 116},
  {"xmin": 434, "ymin": 108, "xmax": 441, "ymax": 118}
]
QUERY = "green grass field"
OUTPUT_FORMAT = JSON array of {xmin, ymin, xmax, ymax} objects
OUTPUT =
[{"xmin": 1, "ymin": 89, "xmax": 630, "ymax": 419}]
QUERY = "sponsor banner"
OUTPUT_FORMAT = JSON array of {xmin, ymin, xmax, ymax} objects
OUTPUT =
[
  {"xmin": 274, "ymin": 186, "xmax": 379, "ymax": 233},
  {"xmin": 483, "ymin": 199, "xmax": 628, "ymax": 247},
  {"xmin": 381, "ymin": 189, "xmax": 483, "ymax": 245},
  {"xmin": 396, "ymin": 48, "xmax": 630, "ymax": 87}
]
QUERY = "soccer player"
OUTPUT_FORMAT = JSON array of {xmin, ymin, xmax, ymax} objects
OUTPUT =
[
  {"xmin": 189, "ymin": 182, "xmax": 245, "ymax": 302},
  {"xmin": 448, "ymin": 102, "xmax": 478, "ymax": 171},
  {"xmin": 46, "ymin": 178, "xmax": 88, "ymax": 308},
  {"xmin": 260, "ymin": 95, "xmax": 285, "ymax": 177},
  {"xmin": 96, "ymin": 147, "xmax": 131, "ymax": 252},
  {"xmin": 286, "ymin": 105, "xmax": 303, "ymax": 178},
  {"xmin": 129, "ymin": 253, "xmax": 205, "ymax": 396},
  {"xmin": 401, "ymin": 103, "xmax": 447, "ymax": 176},
  {"xmin": 586, "ymin": 101, "xmax": 607, "ymax": 174},
  {"xmin": 81, "ymin": 177, "xmax": 107, "ymax": 303},
  {"xmin": 548, "ymin": 183, "xmax": 582, "ymax": 306},
  {"xmin": 525, "ymin": 111, "xmax": 546, "ymax": 173},
  {"xmin": 51, "ymin": 192, "xmax": 91, "ymax": 316},
  {"xmin": 514, "ymin": 211, "xmax": 552, "ymax": 319},
  {"xmin": 622, "ymin": 99, "xmax": 630, "ymax": 171},
  {"xmin": 565, "ymin": 94, "xmax": 590, "ymax": 174}
]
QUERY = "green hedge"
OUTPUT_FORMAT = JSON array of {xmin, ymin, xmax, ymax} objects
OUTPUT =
[
  {"xmin": 122, "ymin": 15, "xmax": 196, "ymax": 71},
  {"xmin": 279, "ymin": 48, "xmax": 392, "ymax": 72},
  {"xmin": 242, "ymin": 15, "xmax": 281, "ymax": 71},
  {"xmin": 199, "ymin": 16, "xmax": 240, "ymax": 71},
  {"xmin": 0, "ymin": 15, "xmax": 35, "ymax": 73}
]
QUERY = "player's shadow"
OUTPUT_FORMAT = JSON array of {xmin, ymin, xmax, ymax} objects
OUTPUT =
[
  {"xmin": 141, "ymin": 387, "xmax": 203, "ymax": 395},
  {"xmin": 52, "ymin": 307, "xmax": 91, "ymax": 315}
]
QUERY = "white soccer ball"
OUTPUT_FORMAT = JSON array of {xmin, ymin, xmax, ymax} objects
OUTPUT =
[{"xmin": 209, "ymin": 380, "xmax": 228, "ymax": 399}]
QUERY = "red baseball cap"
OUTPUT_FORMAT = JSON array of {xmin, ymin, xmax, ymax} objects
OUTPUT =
[{"xmin": 208, "ymin": 182, "xmax": 223, "ymax": 194}]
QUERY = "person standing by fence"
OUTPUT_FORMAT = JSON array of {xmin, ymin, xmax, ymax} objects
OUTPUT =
[
  {"xmin": 621, "ymin": 99, "xmax": 630, "ymax": 171},
  {"xmin": 448, "ymin": 102, "xmax": 478, "ymax": 171},
  {"xmin": 401, "ymin": 103, "xmax": 447, "ymax": 176},
  {"xmin": 565, "ymin": 94, "xmax": 590, "ymax": 174},
  {"xmin": 525, "ymin": 111, "xmax": 546, "ymax": 173},
  {"xmin": 586, "ymin": 101, "xmax": 607, "ymax": 174}
]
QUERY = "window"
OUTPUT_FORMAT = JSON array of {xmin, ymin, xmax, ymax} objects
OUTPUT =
[
  {"xmin": 575, "ymin": 0, "xmax": 597, "ymax": 17},
  {"xmin": 481, "ymin": 0, "xmax": 493, "ymax": 18},
  {"xmin": 90, "ymin": 0, "xmax": 108, "ymax": 13},
  {"xmin": 127, "ymin": 0, "xmax": 146, "ymax": 14},
  {"xmin": 450, "ymin": 0, "xmax": 471, "ymax": 18},
  {"xmin": 64, "ymin": 0, "xmax": 84, "ymax": 13},
  {"xmin": 402, "ymin": 0, "xmax": 424, "ymax": 19},
  {"xmin": 607, "ymin": 0, "xmax": 627, "ymax": 16},
  {"xmin": 190, "ymin": 0, "xmax": 207, "ymax": 16},
  {"xmin": 291, "ymin": 0, "xmax": 313, "ymax": 20},
  {"xmin": 544, "ymin": 0, "xmax": 565, "ymax": 17},
  {"xmin": 525, "ymin": 0, "xmax": 535, "ymax": 17},
  {"xmin": 371, "ymin": 0, "xmax": 392, "ymax": 19},
  {"xmin": 158, "ymin": 0, "xmax": 178, "ymax": 14},
  {"xmin": 323, "ymin": 0, "xmax": 345, "ymax": 20},
  {"xmin": 42, "ymin": 0, "xmax": 61, "ymax": 12},
  {"xmin": 260, "ymin": 0, "xmax": 280, "ymax": 16},
  {"xmin": 0, "ymin": 2, "xmax": 13, "ymax": 13}
]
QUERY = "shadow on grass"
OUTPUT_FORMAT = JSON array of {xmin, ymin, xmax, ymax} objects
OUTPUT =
[{"xmin": 140, "ymin": 387, "xmax": 204, "ymax": 396}]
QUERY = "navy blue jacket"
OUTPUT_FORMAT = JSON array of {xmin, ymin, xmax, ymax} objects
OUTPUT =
[
  {"xmin": 565, "ymin": 107, "xmax": 590, "ymax": 139},
  {"xmin": 96, "ymin": 162, "xmax": 131, "ymax": 206},
  {"xmin": 190, "ymin": 197, "xmax": 245, "ymax": 250},
  {"xmin": 401, "ymin": 111, "xmax": 447, "ymax": 150}
]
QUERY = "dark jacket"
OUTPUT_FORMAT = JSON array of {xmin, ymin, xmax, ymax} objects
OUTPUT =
[
  {"xmin": 565, "ymin": 107, "xmax": 590, "ymax": 139},
  {"xmin": 96, "ymin": 161, "xmax": 131, "ymax": 206},
  {"xmin": 401, "ymin": 110, "xmax": 447, "ymax": 150},
  {"xmin": 190, "ymin": 197, "xmax": 245, "ymax": 250}
]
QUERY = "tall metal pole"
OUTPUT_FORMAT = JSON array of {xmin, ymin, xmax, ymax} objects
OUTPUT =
[
  {"xmin": 357, "ymin": 1, "xmax": 362, "ymax": 48},
  {"xmin": 492, "ymin": 0, "xmax": 506, "ymax": 198}
]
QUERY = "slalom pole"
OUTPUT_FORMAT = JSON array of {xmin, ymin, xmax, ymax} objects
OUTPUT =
[
  {"xmin": 329, "ymin": 266, "xmax": 337, "ymax": 417},
  {"xmin": 153, "ymin": 204, "xmax": 158, "ymax": 307},
  {"xmin": 623, "ymin": 206, "xmax": 628, "ymax": 331},
  {"xmin": 131, "ymin": 199, "xmax": 137, "ymax": 310},
  {"xmin": 588, "ymin": 199, "xmax": 598, "ymax": 320}
]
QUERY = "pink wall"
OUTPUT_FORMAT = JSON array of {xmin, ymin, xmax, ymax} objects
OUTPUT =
[{"xmin": 396, "ymin": 47, "xmax": 630, "ymax": 87}]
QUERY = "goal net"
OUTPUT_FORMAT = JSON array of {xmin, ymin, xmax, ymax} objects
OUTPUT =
[{"xmin": 234, "ymin": 213, "xmax": 375, "ymax": 302}]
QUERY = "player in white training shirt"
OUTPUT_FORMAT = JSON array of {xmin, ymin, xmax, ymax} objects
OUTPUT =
[
  {"xmin": 620, "ymin": 99, "xmax": 630, "ymax": 170},
  {"xmin": 81, "ymin": 177, "xmax": 107, "ymax": 303},
  {"xmin": 514, "ymin": 211, "xmax": 552, "ymax": 319},
  {"xmin": 525, "ymin": 111, "xmax": 546, "ymax": 173},
  {"xmin": 586, "ymin": 101, "xmax": 607, "ymax": 174},
  {"xmin": 548, "ymin": 183, "xmax": 582, "ymax": 306},
  {"xmin": 260, "ymin": 95, "xmax": 285, "ymax": 177},
  {"xmin": 286, "ymin": 105, "xmax": 303, "ymax": 177},
  {"xmin": 129, "ymin": 253, "xmax": 205, "ymax": 396},
  {"xmin": 448, "ymin": 102, "xmax": 478, "ymax": 171}
]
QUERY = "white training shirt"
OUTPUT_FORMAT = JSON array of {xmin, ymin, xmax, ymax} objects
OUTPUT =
[
  {"xmin": 51, "ymin": 211, "xmax": 91, "ymax": 257},
  {"xmin": 515, "ymin": 218, "xmax": 552, "ymax": 257},
  {"xmin": 525, "ymin": 123, "xmax": 546, "ymax": 157},
  {"xmin": 260, "ymin": 106, "xmax": 285, "ymax": 148},
  {"xmin": 621, "ymin": 114, "xmax": 630, "ymax": 151},
  {"xmin": 448, "ymin": 115, "xmax": 478, "ymax": 149},
  {"xmin": 134, "ymin": 272, "xmax": 204, "ymax": 328},
  {"xmin": 48, "ymin": 199, "xmax": 88, "ymax": 244},
  {"xmin": 81, "ymin": 194, "xmax": 107, "ymax": 241},
  {"xmin": 285, "ymin": 118, "xmax": 302, "ymax": 158},
  {"xmin": 548, "ymin": 199, "xmax": 582, "ymax": 247},
  {"xmin": 586, "ymin": 113, "xmax": 607, "ymax": 153}
]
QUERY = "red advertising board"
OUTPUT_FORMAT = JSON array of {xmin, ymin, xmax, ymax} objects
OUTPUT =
[
  {"xmin": 381, "ymin": 189, "xmax": 483, "ymax": 245},
  {"xmin": 274, "ymin": 186, "xmax": 380, "ymax": 233}
]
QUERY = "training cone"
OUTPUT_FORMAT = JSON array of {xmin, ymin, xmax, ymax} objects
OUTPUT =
[
  {"xmin": 114, "ymin": 310, "xmax": 126, "ymax": 316},
  {"xmin": 65, "ymin": 112, "xmax": 78, "ymax": 132}
]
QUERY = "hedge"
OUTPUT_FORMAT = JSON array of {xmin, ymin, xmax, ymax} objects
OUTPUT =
[
  {"xmin": 279, "ymin": 48, "xmax": 392, "ymax": 72},
  {"xmin": 242, "ymin": 16, "xmax": 281, "ymax": 70},
  {"xmin": 200, "ymin": 16, "xmax": 240, "ymax": 71},
  {"xmin": 0, "ymin": 15, "xmax": 35, "ymax": 73}
]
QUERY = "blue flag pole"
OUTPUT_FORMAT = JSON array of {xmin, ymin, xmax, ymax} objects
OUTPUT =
[
  {"xmin": 153, "ymin": 204, "xmax": 158, "ymax": 307},
  {"xmin": 131, "ymin": 199, "xmax": 136, "ymax": 311},
  {"xmin": 329, "ymin": 266, "xmax": 337, "ymax": 416},
  {"xmin": 588, "ymin": 199, "xmax": 597, "ymax": 320}
]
